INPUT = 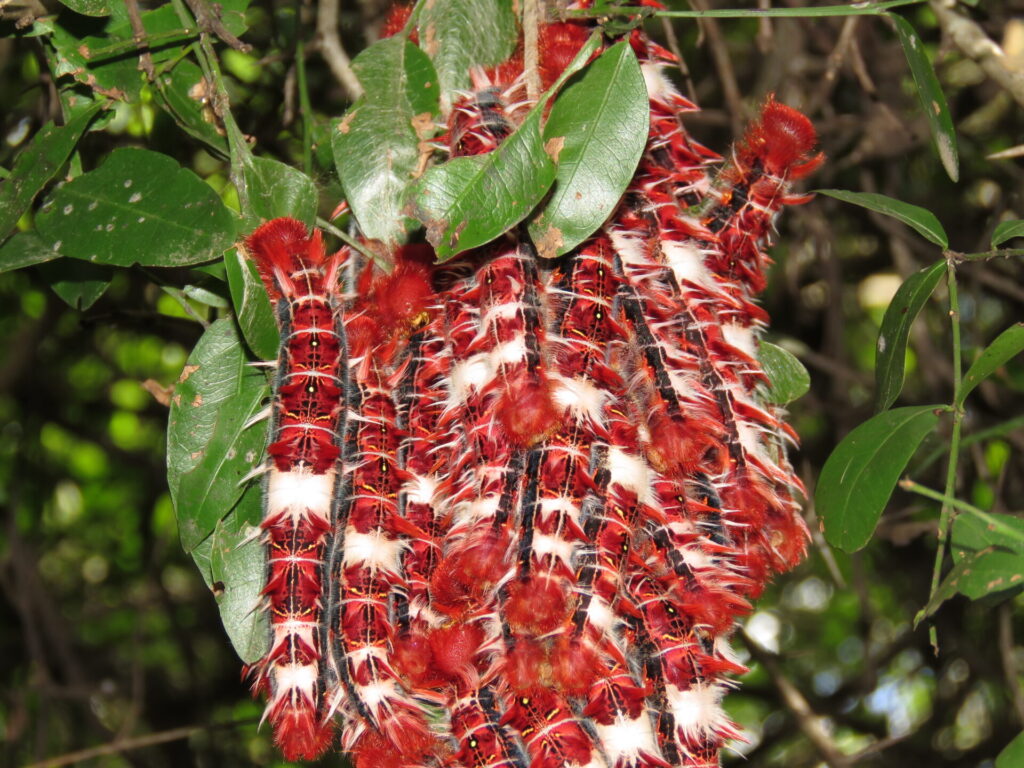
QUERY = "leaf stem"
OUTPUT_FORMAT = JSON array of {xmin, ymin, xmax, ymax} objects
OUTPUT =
[
  {"xmin": 927, "ymin": 255, "xmax": 963, "ymax": 653},
  {"xmin": 296, "ymin": 39, "xmax": 313, "ymax": 176},
  {"xmin": 170, "ymin": 0, "xmax": 253, "ymax": 215},
  {"xmin": 315, "ymin": 217, "xmax": 379, "ymax": 263},
  {"xmin": 900, "ymin": 478, "xmax": 1024, "ymax": 547}
]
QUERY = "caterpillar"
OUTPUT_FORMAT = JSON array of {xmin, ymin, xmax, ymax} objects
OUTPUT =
[{"xmin": 243, "ymin": 217, "xmax": 346, "ymax": 761}]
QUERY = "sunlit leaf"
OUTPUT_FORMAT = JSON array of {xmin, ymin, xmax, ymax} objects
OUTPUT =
[
  {"xmin": 818, "ymin": 405, "xmax": 941, "ymax": 552},
  {"xmin": 759, "ymin": 341, "xmax": 811, "ymax": 405},
  {"xmin": 333, "ymin": 37, "xmax": 439, "ymax": 251},
  {"xmin": 816, "ymin": 189, "xmax": 948, "ymax": 248},
  {"xmin": 529, "ymin": 41, "xmax": 648, "ymax": 258},
  {"xmin": 957, "ymin": 323, "xmax": 1024, "ymax": 407},
  {"xmin": 890, "ymin": 14, "xmax": 959, "ymax": 182},
  {"xmin": 0, "ymin": 102, "xmax": 104, "ymax": 243},
  {"xmin": 36, "ymin": 147, "xmax": 237, "ymax": 268},
  {"xmin": 167, "ymin": 319, "xmax": 269, "ymax": 553},
  {"xmin": 874, "ymin": 259, "xmax": 945, "ymax": 412}
]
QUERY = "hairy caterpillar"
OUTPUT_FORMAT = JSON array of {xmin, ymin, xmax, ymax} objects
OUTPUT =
[{"xmin": 243, "ymin": 218, "xmax": 346, "ymax": 761}]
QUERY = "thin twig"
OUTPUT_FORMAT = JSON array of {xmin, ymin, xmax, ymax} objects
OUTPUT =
[
  {"xmin": 931, "ymin": 0, "xmax": 1024, "ymax": 110},
  {"xmin": 523, "ymin": 0, "xmax": 542, "ymax": 102},
  {"xmin": 22, "ymin": 720, "xmax": 257, "ymax": 768},
  {"xmin": 185, "ymin": 0, "xmax": 252, "ymax": 52},
  {"xmin": 659, "ymin": 16, "xmax": 698, "ymax": 103},
  {"xmin": 741, "ymin": 629, "xmax": 851, "ymax": 768},
  {"xmin": 125, "ymin": 0, "xmax": 155, "ymax": 79},
  {"xmin": 688, "ymin": 0, "xmax": 745, "ymax": 136},
  {"xmin": 317, "ymin": 0, "xmax": 364, "ymax": 101}
]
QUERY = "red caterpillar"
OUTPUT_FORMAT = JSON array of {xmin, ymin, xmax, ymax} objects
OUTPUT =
[{"xmin": 243, "ymin": 218, "xmax": 345, "ymax": 761}]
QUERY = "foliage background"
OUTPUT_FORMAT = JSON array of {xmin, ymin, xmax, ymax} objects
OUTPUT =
[{"xmin": 1, "ymin": 1, "xmax": 1023, "ymax": 767}]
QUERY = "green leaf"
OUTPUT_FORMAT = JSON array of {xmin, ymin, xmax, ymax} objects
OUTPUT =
[
  {"xmin": 57, "ymin": 0, "xmax": 112, "ymax": 16},
  {"xmin": 210, "ymin": 485, "xmax": 268, "ymax": 664},
  {"xmin": 917, "ymin": 546, "xmax": 995, "ymax": 624},
  {"xmin": 411, "ymin": 107, "xmax": 556, "ymax": 260},
  {"xmin": 36, "ymin": 147, "xmax": 237, "ymax": 268},
  {"xmin": 817, "ymin": 405, "xmax": 941, "ymax": 552},
  {"xmin": 997, "ymin": 732, "xmax": 1024, "ymax": 768},
  {"xmin": 958, "ymin": 323, "xmax": 1024, "ymax": 407},
  {"xmin": 0, "ymin": 102, "xmax": 105, "ymax": 243},
  {"xmin": 890, "ymin": 14, "xmax": 959, "ymax": 182},
  {"xmin": 417, "ymin": 0, "xmax": 518, "ymax": 110},
  {"xmin": 992, "ymin": 219, "xmax": 1024, "ymax": 248},
  {"xmin": 0, "ymin": 232, "xmax": 62, "ymax": 274},
  {"xmin": 816, "ymin": 190, "xmax": 948, "ymax": 248},
  {"xmin": 528, "ymin": 41, "xmax": 648, "ymax": 258},
  {"xmin": 224, "ymin": 246, "xmax": 279, "ymax": 361},
  {"xmin": 952, "ymin": 510, "xmax": 1024, "ymax": 555},
  {"xmin": 874, "ymin": 259, "xmax": 945, "ymax": 411},
  {"xmin": 37, "ymin": 259, "xmax": 111, "ymax": 310},
  {"xmin": 242, "ymin": 156, "xmax": 318, "ymax": 228},
  {"xmin": 333, "ymin": 38, "xmax": 439, "ymax": 250},
  {"xmin": 167, "ymin": 319, "xmax": 269, "ymax": 553},
  {"xmin": 759, "ymin": 341, "xmax": 811, "ymax": 405},
  {"xmin": 152, "ymin": 59, "xmax": 229, "ymax": 156}
]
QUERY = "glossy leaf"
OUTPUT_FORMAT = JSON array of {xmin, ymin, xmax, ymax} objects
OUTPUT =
[
  {"xmin": 242, "ymin": 156, "xmax": 318, "ymax": 229},
  {"xmin": 167, "ymin": 319, "xmax": 270, "ymax": 553},
  {"xmin": 417, "ymin": 0, "xmax": 517, "ymax": 110},
  {"xmin": 0, "ymin": 232, "xmax": 61, "ymax": 274},
  {"xmin": 818, "ymin": 405, "xmax": 941, "ymax": 552},
  {"xmin": 816, "ymin": 189, "xmax": 948, "ymax": 248},
  {"xmin": 992, "ymin": 219, "xmax": 1024, "ymax": 248},
  {"xmin": 759, "ymin": 341, "xmax": 811, "ymax": 405},
  {"xmin": 37, "ymin": 259, "xmax": 112, "ymax": 310},
  {"xmin": 529, "ymin": 41, "xmax": 648, "ymax": 258},
  {"xmin": 890, "ymin": 15, "xmax": 959, "ymax": 182},
  {"xmin": 225, "ymin": 246, "xmax": 279, "ymax": 361},
  {"xmin": 333, "ymin": 38, "xmax": 439, "ymax": 250},
  {"xmin": 36, "ymin": 147, "xmax": 237, "ymax": 268},
  {"xmin": 0, "ymin": 102, "xmax": 104, "ymax": 242},
  {"xmin": 210, "ymin": 486, "xmax": 268, "ymax": 664},
  {"xmin": 957, "ymin": 323, "xmax": 1024, "ymax": 407},
  {"xmin": 996, "ymin": 732, "xmax": 1024, "ymax": 768},
  {"xmin": 874, "ymin": 259, "xmax": 945, "ymax": 412},
  {"xmin": 412, "ymin": 107, "xmax": 556, "ymax": 261}
]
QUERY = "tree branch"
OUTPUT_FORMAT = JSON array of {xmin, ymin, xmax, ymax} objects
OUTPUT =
[{"xmin": 317, "ymin": 0, "xmax": 364, "ymax": 101}]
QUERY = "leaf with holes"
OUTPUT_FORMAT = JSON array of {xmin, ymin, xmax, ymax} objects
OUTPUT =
[
  {"xmin": 225, "ymin": 246, "xmax": 279, "ymax": 361},
  {"xmin": 957, "ymin": 323, "xmax": 1024, "ymax": 407},
  {"xmin": 167, "ymin": 319, "xmax": 269, "ymax": 553},
  {"xmin": 36, "ymin": 147, "xmax": 237, "ymax": 268},
  {"xmin": 817, "ymin": 405, "xmax": 941, "ymax": 552},
  {"xmin": 529, "ymin": 41, "xmax": 648, "ymax": 258},
  {"xmin": 816, "ymin": 189, "xmax": 947, "ymax": 248},
  {"xmin": 333, "ymin": 37, "xmax": 439, "ymax": 251},
  {"xmin": 759, "ymin": 341, "xmax": 811, "ymax": 405},
  {"xmin": 416, "ymin": 0, "xmax": 517, "ymax": 110},
  {"xmin": 874, "ymin": 259, "xmax": 945, "ymax": 412}
]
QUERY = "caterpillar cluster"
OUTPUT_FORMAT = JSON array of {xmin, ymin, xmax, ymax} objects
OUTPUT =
[{"xmin": 239, "ymin": 10, "xmax": 819, "ymax": 768}]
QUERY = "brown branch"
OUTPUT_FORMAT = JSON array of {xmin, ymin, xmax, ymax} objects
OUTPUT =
[
  {"xmin": 741, "ymin": 629, "xmax": 852, "ymax": 768},
  {"xmin": 523, "ymin": 0, "xmax": 542, "ymax": 102},
  {"xmin": 688, "ymin": 0, "xmax": 745, "ymax": 137},
  {"xmin": 659, "ymin": 16, "xmax": 698, "ymax": 103},
  {"xmin": 931, "ymin": 0, "xmax": 1024, "ymax": 110},
  {"xmin": 21, "ymin": 720, "xmax": 256, "ymax": 768},
  {"xmin": 317, "ymin": 0, "xmax": 364, "ymax": 101},
  {"xmin": 125, "ymin": 0, "xmax": 155, "ymax": 80},
  {"xmin": 185, "ymin": 0, "xmax": 252, "ymax": 52}
]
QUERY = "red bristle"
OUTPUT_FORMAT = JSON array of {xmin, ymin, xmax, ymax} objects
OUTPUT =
[
  {"xmin": 741, "ymin": 95, "xmax": 824, "ymax": 179},
  {"xmin": 504, "ymin": 575, "xmax": 571, "ymax": 635},
  {"xmin": 495, "ymin": 376, "xmax": 561, "ymax": 448}
]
